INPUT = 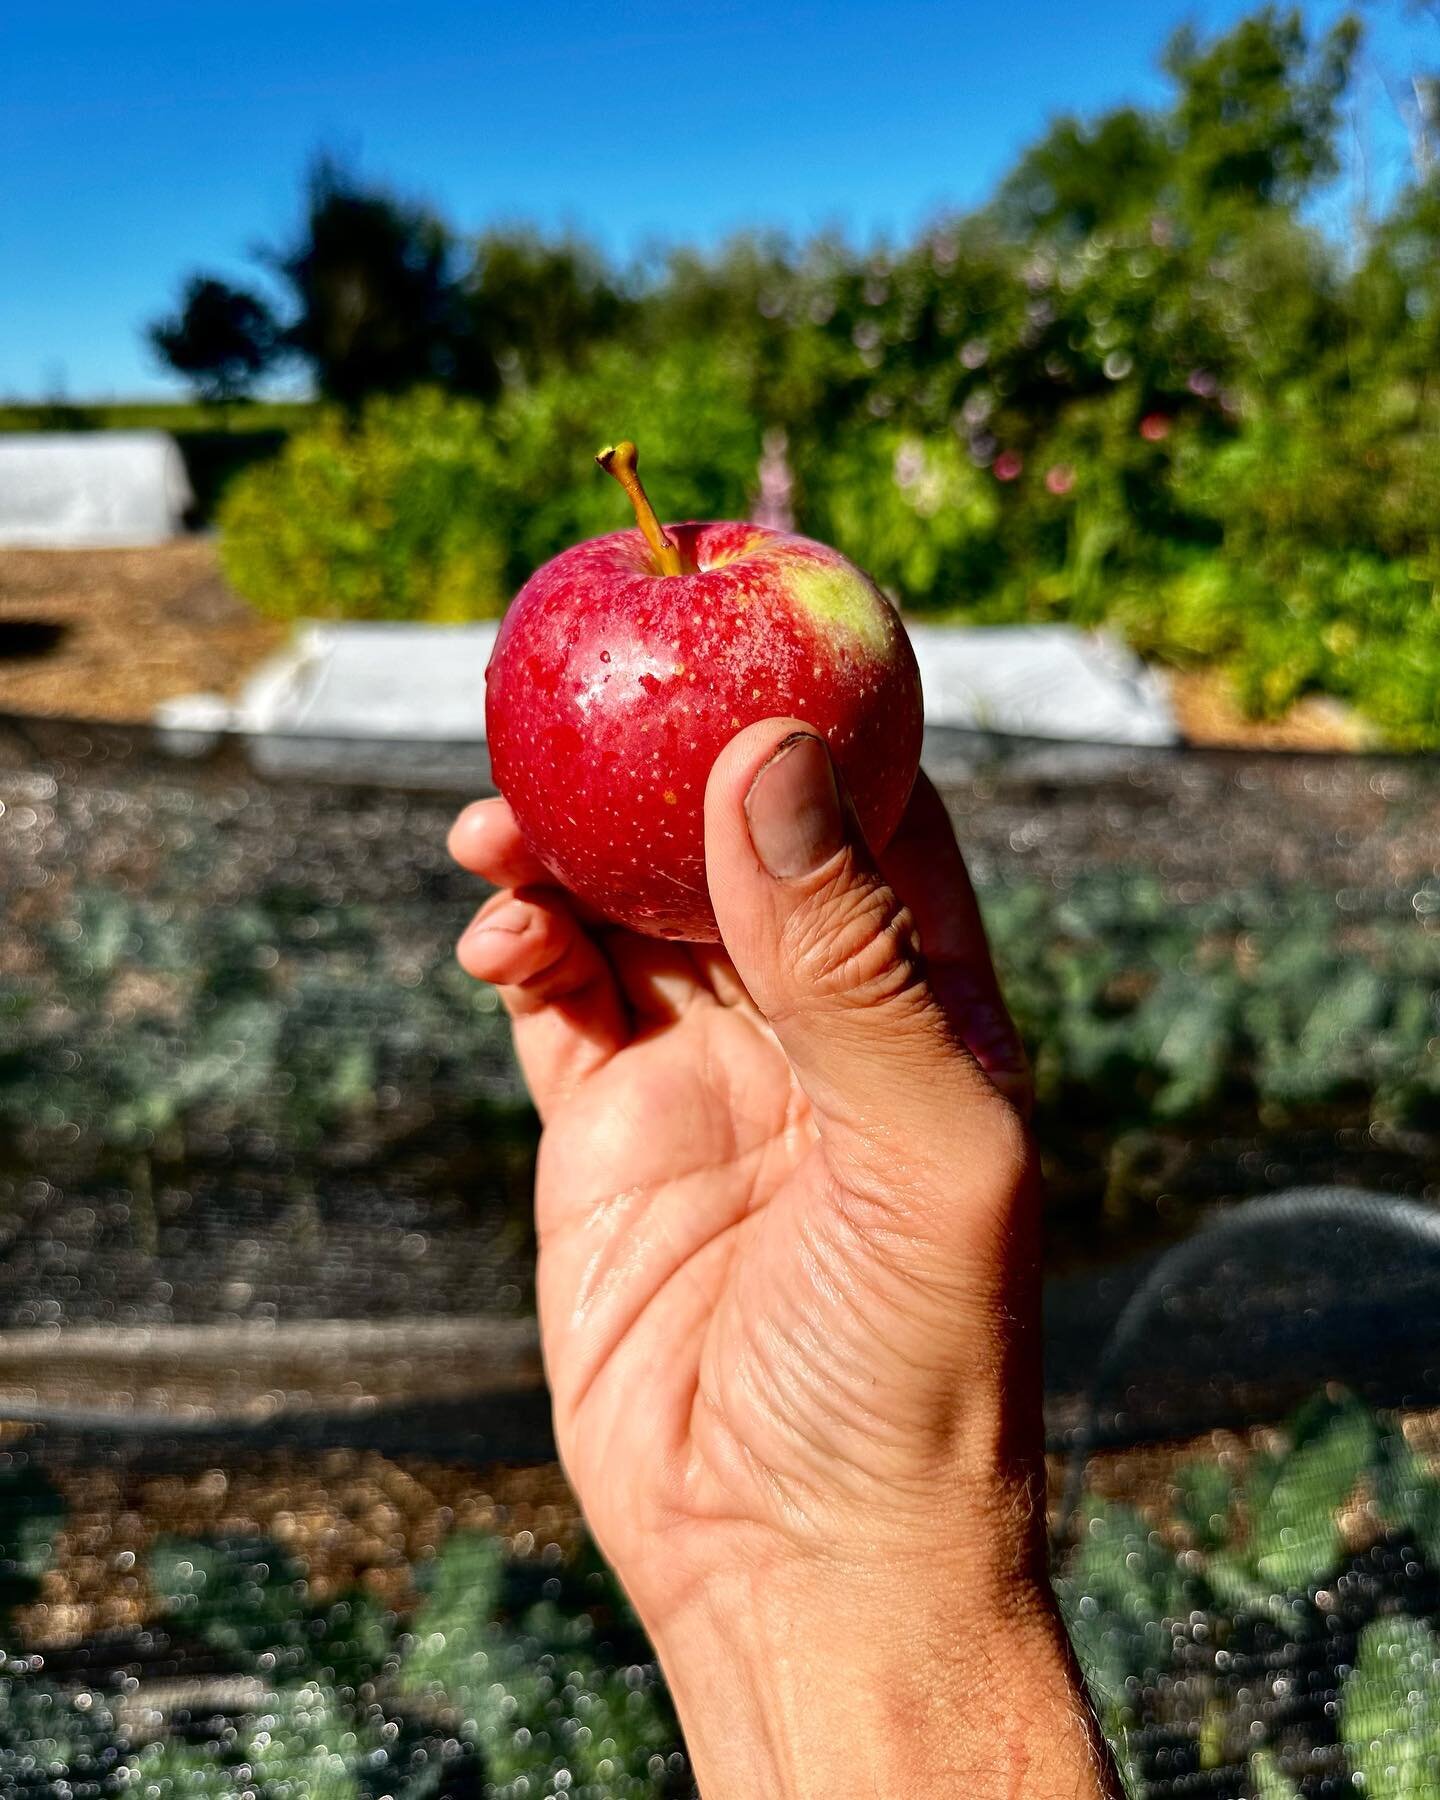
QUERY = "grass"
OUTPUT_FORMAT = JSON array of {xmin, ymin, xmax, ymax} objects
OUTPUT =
[{"xmin": 0, "ymin": 400, "xmax": 313, "ymax": 434}]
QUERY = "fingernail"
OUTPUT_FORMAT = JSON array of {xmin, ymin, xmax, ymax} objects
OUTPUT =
[
  {"xmin": 465, "ymin": 899, "xmax": 530, "ymax": 940},
  {"xmin": 744, "ymin": 733, "xmax": 844, "ymax": 879}
]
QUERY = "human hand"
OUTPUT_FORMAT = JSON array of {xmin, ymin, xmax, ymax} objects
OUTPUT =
[{"xmin": 450, "ymin": 720, "xmax": 1116, "ymax": 1798}]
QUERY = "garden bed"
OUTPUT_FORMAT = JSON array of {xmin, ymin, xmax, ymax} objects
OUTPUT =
[
  {"xmin": 2, "ymin": 1391, "xmax": 1440, "ymax": 1798},
  {"xmin": 0, "ymin": 542, "xmax": 1378, "ymax": 750},
  {"xmin": 2, "ymin": 713, "xmax": 1434, "ymax": 1284},
  {"xmin": 0, "ymin": 713, "xmax": 1436, "ymax": 1797}
]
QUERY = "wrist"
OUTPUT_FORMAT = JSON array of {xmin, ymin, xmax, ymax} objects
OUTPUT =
[{"xmin": 647, "ymin": 1548, "xmax": 1119, "ymax": 1800}]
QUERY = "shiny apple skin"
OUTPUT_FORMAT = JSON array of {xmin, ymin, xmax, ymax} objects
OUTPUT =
[{"xmin": 484, "ymin": 519, "xmax": 923, "ymax": 941}]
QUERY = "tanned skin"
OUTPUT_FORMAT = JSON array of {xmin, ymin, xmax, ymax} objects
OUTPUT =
[{"xmin": 449, "ymin": 718, "xmax": 1122, "ymax": 1799}]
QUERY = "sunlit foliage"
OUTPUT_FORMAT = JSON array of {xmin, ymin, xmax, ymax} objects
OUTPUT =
[{"xmin": 204, "ymin": 9, "xmax": 1440, "ymax": 744}]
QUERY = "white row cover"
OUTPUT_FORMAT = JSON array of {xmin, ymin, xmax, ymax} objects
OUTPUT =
[
  {"xmin": 0, "ymin": 432, "xmax": 193, "ymax": 547},
  {"xmin": 905, "ymin": 623, "xmax": 1176, "ymax": 745},
  {"xmin": 155, "ymin": 619, "xmax": 1178, "ymax": 770}
]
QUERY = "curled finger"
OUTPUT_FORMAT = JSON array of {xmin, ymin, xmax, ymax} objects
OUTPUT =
[{"xmin": 457, "ymin": 886, "xmax": 629, "ymax": 1117}]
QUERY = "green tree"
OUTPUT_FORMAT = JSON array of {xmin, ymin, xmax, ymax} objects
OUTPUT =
[
  {"xmin": 272, "ymin": 157, "xmax": 464, "ymax": 405},
  {"xmin": 148, "ymin": 274, "xmax": 282, "ymax": 402},
  {"xmin": 992, "ymin": 109, "xmax": 1168, "ymax": 240},
  {"xmin": 1163, "ymin": 8, "xmax": 1360, "ymax": 217},
  {"xmin": 453, "ymin": 229, "xmax": 631, "ymax": 396}
]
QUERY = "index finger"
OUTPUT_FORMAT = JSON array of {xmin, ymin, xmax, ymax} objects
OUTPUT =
[
  {"xmin": 448, "ymin": 800, "xmax": 620, "ymax": 938},
  {"xmin": 448, "ymin": 798, "xmax": 553, "ymax": 887}
]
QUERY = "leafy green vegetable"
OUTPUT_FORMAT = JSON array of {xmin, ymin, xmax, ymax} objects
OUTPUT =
[
  {"xmin": 5, "ymin": 877, "xmax": 531, "ymax": 1164},
  {"xmin": 149, "ymin": 1536, "xmax": 396, "ymax": 1700},
  {"xmin": 1054, "ymin": 1502, "xmax": 1189, "ymax": 1710},
  {"xmin": 398, "ymin": 1529, "xmax": 505, "ymax": 1702},
  {"xmin": 1249, "ymin": 1392, "xmax": 1374, "ymax": 1591},
  {"xmin": 1172, "ymin": 1458, "xmax": 1233, "ymax": 1551},
  {"xmin": 134, "ymin": 1528, "xmax": 688, "ymax": 1795},
  {"xmin": 1250, "ymin": 1748, "xmax": 1303, "ymax": 1799},
  {"xmin": 127, "ymin": 1683, "xmax": 384, "ymax": 1800},
  {"xmin": 1342, "ymin": 1617, "xmax": 1440, "ymax": 1799},
  {"xmin": 399, "ymin": 1533, "xmax": 680, "ymax": 1795},
  {"xmin": 150, "ymin": 1535, "xmax": 312, "ymax": 1665},
  {"xmin": 11, "ymin": 865, "xmax": 1434, "ymax": 1218},
  {"xmin": 1376, "ymin": 1431, "xmax": 1440, "ymax": 1569},
  {"xmin": 1057, "ymin": 1393, "xmax": 1440, "ymax": 1795}
]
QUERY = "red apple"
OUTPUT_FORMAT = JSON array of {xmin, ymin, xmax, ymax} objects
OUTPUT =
[{"xmin": 484, "ymin": 441, "xmax": 923, "ymax": 941}]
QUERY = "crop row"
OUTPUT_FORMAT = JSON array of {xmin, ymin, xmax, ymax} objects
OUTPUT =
[
  {"xmin": 2, "ymin": 1385, "xmax": 1439, "ymax": 1797},
  {"xmin": 4, "ymin": 872, "xmax": 1434, "ymax": 1190}
]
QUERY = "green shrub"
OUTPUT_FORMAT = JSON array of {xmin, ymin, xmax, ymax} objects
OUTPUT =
[
  {"xmin": 793, "ymin": 426, "xmax": 1001, "ymax": 607},
  {"xmin": 489, "ymin": 337, "xmax": 764, "ymax": 589},
  {"xmin": 219, "ymin": 342, "xmax": 763, "ymax": 623},
  {"xmin": 219, "ymin": 389, "xmax": 511, "ymax": 622}
]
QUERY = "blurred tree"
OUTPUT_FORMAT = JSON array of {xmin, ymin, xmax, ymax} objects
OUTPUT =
[
  {"xmin": 1163, "ymin": 7, "xmax": 1361, "ymax": 217},
  {"xmin": 453, "ymin": 230, "xmax": 631, "ymax": 396},
  {"xmin": 148, "ymin": 275, "xmax": 281, "ymax": 402},
  {"xmin": 1350, "ymin": 172, "xmax": 1440, "ymax": 379},
  {"xmin": 270, "ymin": 157, "xmax": 464, "ymax": 406},
  {"xmin": 992, "ymin": 109, "xmax": 1168, "ymax": 240},
  {"xmin": 631, "ymin": 233, "xmax": 845, "ymax": 429}
]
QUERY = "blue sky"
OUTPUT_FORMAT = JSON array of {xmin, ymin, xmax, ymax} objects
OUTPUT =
[{"xmin": 2, "ymin": 0, "xmax": 1432, "ymax": 398}]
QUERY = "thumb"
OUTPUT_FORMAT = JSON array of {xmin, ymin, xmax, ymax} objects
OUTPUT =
[{"xmin": 705, "ymin": 719, "xmax": 1010, "ymax": 1173}]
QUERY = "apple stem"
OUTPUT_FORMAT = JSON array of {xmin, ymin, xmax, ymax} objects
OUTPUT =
[{"xmin": 595, "ymin": 441, "xmax": 683, "ymax": 576}]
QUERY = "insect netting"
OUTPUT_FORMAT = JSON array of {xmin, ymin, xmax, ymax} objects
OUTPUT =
[{"xmin": 0, "ymin": 713, "xmax": 1436, "ymax": 1799}]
